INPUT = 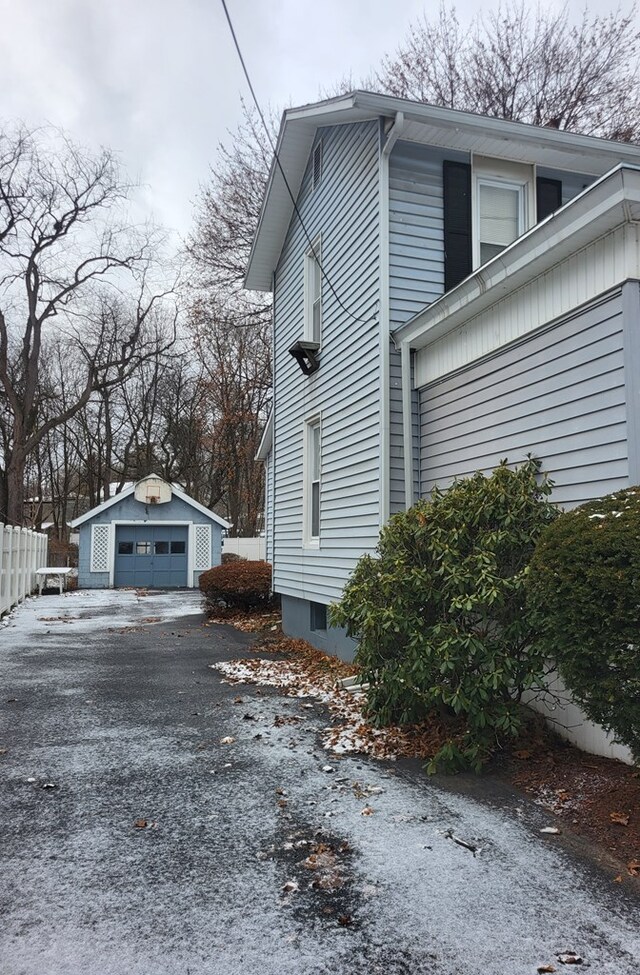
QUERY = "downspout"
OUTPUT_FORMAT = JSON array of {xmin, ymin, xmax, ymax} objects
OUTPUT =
[
  {"xmin": 271, "ymin": 271, "xmax": 276, "ymax": 583},
  {"xmin": 400, "ymin": 341, "xmax": 414, "ymax": 509},
  {"xmin": 378, "ymin": 112, "xmax": 405, "ymax": 527}
]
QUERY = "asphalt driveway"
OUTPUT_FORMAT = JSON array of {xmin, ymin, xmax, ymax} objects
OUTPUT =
[{"xmin": 1, "ymin": 589, "xmax": 639, "ymax": 975}]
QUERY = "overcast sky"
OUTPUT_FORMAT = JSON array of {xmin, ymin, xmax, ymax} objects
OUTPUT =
[{"xmin": 0, "ymin": 0, "xmax": 627, "ymax": 243}]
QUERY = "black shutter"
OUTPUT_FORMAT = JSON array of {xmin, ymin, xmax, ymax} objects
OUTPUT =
[
  {"xmin": 443, "ymin": 160, "xmax": 472, "ymax": 291},
  {"xmin": 536, "ymin": 177, "xmax": 562, "ymax": 222}
]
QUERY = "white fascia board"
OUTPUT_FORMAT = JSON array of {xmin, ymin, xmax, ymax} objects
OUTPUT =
[
  {"xmin": 170, "ymin": 487, "xmax": 231, "ymax": 529},
  {"xmin": 255, "ymin": 409, "xmax": 273, "ymax": 462},
  {"xmin": 69, "ymin": 485, "xmax": 136, "ymax": 528},
  {"xmin": 393, "ymin": 165, "xmax": 640, "ymax": 352},
  {"xmin": 70, "ymin": 479, "xmax": 230, "ymax": 530}
]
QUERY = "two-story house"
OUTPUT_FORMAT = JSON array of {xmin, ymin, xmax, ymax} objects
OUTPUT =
[{"xmin": 249, "ymin": 90, "xmax": 640, "ymax": 661}]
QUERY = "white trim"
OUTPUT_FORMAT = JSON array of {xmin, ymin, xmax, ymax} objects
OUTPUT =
[
  {"xmin": 255, "ymin": 409, "xmax": 273, "ymax": 461},
  {"xmin": 193, "ymin": 524, "xmax": 212, "ymax": 571},
  {"xmin": 379, "ymin": 119, "xmax": 392, "ymax": 527},
  {"xmin": 302, "ymin": 415, "xmax": 321, "ymax": 549},
  {"xmin": 401, "ymin": 341, "xmax": 414, "ymax": 510},
  {"xmin": 90, "ymin": 524, "xmax": 112, "ymax": 573},
  {"xmin": 70, "ymin": 477, "xmax": 229, "ymax": 529},
  {"xmin": 304, "ymin": 234, "xmax": 323, "ymax": 344}
]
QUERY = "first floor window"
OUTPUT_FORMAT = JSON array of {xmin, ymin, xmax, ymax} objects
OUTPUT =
[{"xmin": 305, "ymin": 417, "xmax": 321, "ymax": 545}]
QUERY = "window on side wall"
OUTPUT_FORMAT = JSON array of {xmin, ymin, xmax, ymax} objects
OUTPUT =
[
  {"xmin": 304, "ymin": 417, "xmax": 321, "ymax": 547},
  {"xmin": 310, "ymin": 601, "xmax": 327, "ymax": 631},
  {"xmin": 304, "ymin": 236, "xmax": 322, "ymax": 347},
  {"xmin": 472, "ymin": 158, "xmax": 533, "ymax": 269}
]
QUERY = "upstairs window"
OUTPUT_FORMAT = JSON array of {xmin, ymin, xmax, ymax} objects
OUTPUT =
[
  {"xmin": 472, "ymin": 157, "xmax": 533, "ymax": 270},
  {"xmin": 477, "ymin": 178, "xmax": 525, "ymax": 265},
  {"xmin": 304, "ymin": 237, "xmax": 322, "ymax": 346},
  {"xmin": 304, "ymin": 417, "xmax": 321, "ymax": 546}
]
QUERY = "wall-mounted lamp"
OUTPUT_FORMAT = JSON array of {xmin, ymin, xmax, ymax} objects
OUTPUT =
[{"xmin": 289, "ymin": 340, "xmax": 320, "ymax": 376}]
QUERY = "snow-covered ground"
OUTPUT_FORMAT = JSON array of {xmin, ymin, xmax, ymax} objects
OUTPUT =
[
  {"xmin": 1, "ymin": 591, "xmax": 639, "ymax": 974},
  {"xmin": 0, "ymin": 587, "xmax": 203, "ymax": 636}
]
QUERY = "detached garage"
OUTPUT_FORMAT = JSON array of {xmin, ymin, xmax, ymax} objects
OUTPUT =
[{"xmin": 71, "ymin": 475, "xmax": 229, "ymax": 589}]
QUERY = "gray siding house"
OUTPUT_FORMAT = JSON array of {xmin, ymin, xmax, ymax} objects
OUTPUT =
[
  {"xmin": 70, "ymin": 475, "xmax": 228, "ymax": 589},
  {"xmin": 248, "ymin": 91, "xmax": 640, "ymax": 660}
]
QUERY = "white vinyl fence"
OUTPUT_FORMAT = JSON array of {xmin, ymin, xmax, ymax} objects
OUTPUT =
[
  {"xmin": 222, "ymin": 536, "xmax": 266, "ymax": 561},
  {"xmin": 0, "ymin": 524, "xmax": 48, "ymax": 617}
]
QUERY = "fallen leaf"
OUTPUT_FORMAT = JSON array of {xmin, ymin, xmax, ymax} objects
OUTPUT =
[
  {"xmin": 627, "ymin": 860, "xmax": 640, "ymax": 876},
  {"xmin": 557, "ymin": 952, "xmax": 583, "ymax": 965},
  {"xmin": 361, "ymin": 806, "xmax": 375, "ymax": 816},
  {"xmin": 613, "ymin": 874, "xmax": 623, "ymax": 883},
  {"xmin": 513, "ymin": 749, "xmax": 533, "ymax": 760},
  {"xmin": 220, "ymin": 736, "xmax": 235, "ymax": 744},
  {"xmin": 337, "ymin": 914, "xmax": 353, "ymax": 927},
  {"xmin": 609, "ymin": 811, "xmax": 630, "ymax": 826},
  {"xmin": 233, "ymin": 696, "xmax": 243, "ymax": 704},
  {"xmin": 537, "ymin": 966, "xmax": 556, "ymax": 974},
  {"xmin": 134, "ymin": 818, "xmax": 148, "ymax": 828}
]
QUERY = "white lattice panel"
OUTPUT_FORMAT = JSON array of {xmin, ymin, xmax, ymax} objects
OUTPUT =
[
  {"xmin": 90, "ymin": 524, "xmax": 111, "ymax": 572},
  {"xmin": 193, "ymin": 524, "xmax": 211, "ymax": 571}
]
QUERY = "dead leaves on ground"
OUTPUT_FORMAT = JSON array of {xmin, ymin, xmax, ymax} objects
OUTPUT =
[{"xmin": 609, "ymin": 811, "xmax": 630, "ymax": 826}]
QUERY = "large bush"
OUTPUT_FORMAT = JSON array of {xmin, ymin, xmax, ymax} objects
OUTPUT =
[
  {"xmin": 330, "ymin": 458, "xmax": 557, "ymax": 771},
  {"xmin": 199, "ymin": 560, "xmax": 276, "ymax": 613},
  {"xmin": 527, "ymin": 486, "xmax": 640, "ymax": 763}
]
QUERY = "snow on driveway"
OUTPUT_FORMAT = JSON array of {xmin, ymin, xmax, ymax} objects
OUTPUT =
[{"xmin": 0, "ymin": 591, "xmax": 639, "ymax": 975}]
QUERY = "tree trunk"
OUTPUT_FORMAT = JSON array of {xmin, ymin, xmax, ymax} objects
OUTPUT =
[{"xmin": 6, "ymin": 453, "xmax": 26, "ymax": 526}]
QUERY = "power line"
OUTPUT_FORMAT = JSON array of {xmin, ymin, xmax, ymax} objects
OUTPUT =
[{"xmin": 219, "ymin": 0, "xmax": 376, "ymax": 327}]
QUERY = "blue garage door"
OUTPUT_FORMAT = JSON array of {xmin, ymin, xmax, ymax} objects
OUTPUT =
[{"xmin": 114, "ymin": 525, "xmax": 189, "ymax": 588}]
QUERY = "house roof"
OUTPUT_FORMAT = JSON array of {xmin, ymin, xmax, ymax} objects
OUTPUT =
[
  {"xmin": 69, "ymin": 476, "xmax": 230, "ymax": 529},
  {"xmin": 392, "ymin": 164, "xmax": 640, "ymax": 352},
  {"xmin": 245, "ymin": 90, "xmax": 640, "ymax": 292}
]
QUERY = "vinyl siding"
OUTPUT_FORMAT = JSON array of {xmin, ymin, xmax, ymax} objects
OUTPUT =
[
  {"xmin": 388, "ymin": 143, "xmax": 467, "ymax": 513},
  {"xmin": 419, "ymin": 290, "xmax": 628, "ymax": 507},
  {"xmin": 387, "ymin": 145, "xmax": 594, "ymax": 511},
  {"xmin": 537, "ymin": 167, "xmax": 594, "ymax": 206},
  {"xmin": 273, "ymin": 120, "xmax": 381, "ymax": 603}
]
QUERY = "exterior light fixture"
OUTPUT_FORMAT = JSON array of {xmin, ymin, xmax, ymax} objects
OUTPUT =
[{"xmin": 289, "ymin": 340, "xmax": 320, "ymax": 375}]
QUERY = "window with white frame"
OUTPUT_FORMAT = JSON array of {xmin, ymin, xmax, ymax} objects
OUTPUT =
[
  {"xmin": 304, "ymin": 417, "xmax": 321, "ymax": 546},
  {"xmin": 473, "ymin": 158, "xmax": 533, "ymax": 268},
  {"xmin": 304, "ymin": 237, "xmax": 322, "ymax": 346}
]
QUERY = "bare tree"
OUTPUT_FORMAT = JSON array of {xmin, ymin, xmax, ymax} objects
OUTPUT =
[
  {"xmin": 375, "ymin": 1, "xmax": 640, "ymax": 140},
  {"xmin": 187, "ymin": 102, "xmax": 275, "ymax": 534},
  {"xmin": 0, "ymin": 125, "xmax": 179, "ymax": 524}
]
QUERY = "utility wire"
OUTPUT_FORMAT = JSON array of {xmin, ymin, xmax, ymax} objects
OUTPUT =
[{"xmin": 220, "ymin": 0, "xmax": 375, "ymax": 327}]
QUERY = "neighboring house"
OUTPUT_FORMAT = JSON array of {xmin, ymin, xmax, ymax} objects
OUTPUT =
[
  {"xmin": 249, "ymin": 90, "xmax": 640, "ymax": 661},
  {"xmin": 70, "ymin": 475, "xmax": 228, "ymax": 589}
]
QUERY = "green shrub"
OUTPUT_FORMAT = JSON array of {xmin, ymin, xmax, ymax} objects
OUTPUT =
[
  {"xmin": 199, "ymin": 560, "xmax": 276, "ymax": 613},
  {"xmin": 527, "ymin": 486, "xmax": 640, "ymax": 763},
  {"xmin": 330, "ymin": 458, "xmax": 557, "ymax": 772}
]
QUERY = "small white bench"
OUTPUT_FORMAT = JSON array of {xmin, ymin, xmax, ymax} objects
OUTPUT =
[{"xmin": 36, "ymin": 567, "xmax": 74, "ymax": 596}]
